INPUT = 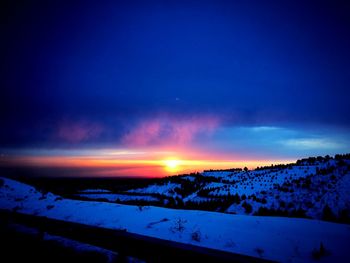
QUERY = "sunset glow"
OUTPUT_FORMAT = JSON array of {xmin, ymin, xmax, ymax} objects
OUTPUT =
[
  {"xmin": 0, "ymin": 148, "xmax": 295, "ymax": 178},
  {"xmin": 163, "ymin": 159, "xmax": 181, "ymax": 173}
]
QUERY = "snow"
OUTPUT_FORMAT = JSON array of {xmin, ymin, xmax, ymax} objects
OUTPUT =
[
  {"xmin": 203, "ymin": 182, "xmax": 226, "ymax": 189},
  {"xmin": 1, "ymin": 176, "xmax": 350, "ymax": 262},
  {"xmin": 318, "ymin": 173, "xmax": 350, "ymax": 215},
  {"xmin": 180, "ymin": 175, "xmax": 196, "ymax": 182},
  {"xmin": 201, "ymin": 166, "xmax": 317, "ymax": 197},
  {"xmin": 183, "ymin": 191, "xmax": 199, "ymax": 202},
  {"xmin": 202, "ymin": 171, "xmax": 234, "ymax": 178},
  {"xmin": 225, "ymin": 161, "xmax": 350, "ymax": 218},
  {"xmin": 186, "ymin": 196, "xmax": 215, "ymax": 203},
  {"xmin": 127, "ymin": 182, "xmax": 181, "ymax": 197},
  {"xmin": 78, "ymin": 189, "xmax": 112, "ymax": 193},
  {"xmin": 76, "ymin": 193, "xmax": 159, "ymax": 202}
]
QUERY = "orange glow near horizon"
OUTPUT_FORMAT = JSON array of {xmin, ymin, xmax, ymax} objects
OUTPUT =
[
  {"xmin": 0, "ymin": 148, "xmax": 295, "ymax": 178},
  {"xmin": 163, "ymin": 159, "xmax": 182, "ymax": 173}
]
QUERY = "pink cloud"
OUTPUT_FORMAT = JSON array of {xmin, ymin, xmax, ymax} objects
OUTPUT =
[
  {"xmin": 56, "ymin": 120, "xmax": 104, "ymax": 143},
  {"xmin": 122, "ymin": 115, "xmax": 220, "ymax": 147}
]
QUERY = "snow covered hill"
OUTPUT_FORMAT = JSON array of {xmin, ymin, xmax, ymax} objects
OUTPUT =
[
  {"xmin": 89, "ymin": 154, "xmax": 349, "ymax": 223},
  {"xmin": 1, "ymin": 176, "xmax": 350, "ymax": 262}
]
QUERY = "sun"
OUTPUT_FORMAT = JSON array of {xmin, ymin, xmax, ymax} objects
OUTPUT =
[
  {"xmin": 165, "ymin": 159, "xmax": 180, "ymax": 169},
  {"xmin": 163, "ymin": 159, "xmax": 182, "ymax": 173}
]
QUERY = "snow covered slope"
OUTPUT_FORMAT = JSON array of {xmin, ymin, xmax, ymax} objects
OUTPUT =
[
  {"xmin": 126, "ymin": 181, "xmax": 182, "ymax": 197},
  {"xmin": 111, "ymin": 155, "xmax": 350, "ymax": 222},
  {"xmin": 1, "ymin": 177, "xmax": 350, "ymax": 263},
  {"xmin": 76, "ymin": 193, "xmax": 159, "ymax": 202}
]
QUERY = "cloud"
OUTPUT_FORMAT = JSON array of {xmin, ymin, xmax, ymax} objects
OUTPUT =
[
  {"xmin": 56, "ymin": 120, "xmax": 104, "ymax": 143},
  {"xmin": 282, "ymin": 138, "xmax": 342, "ymax": 150},
  {"xmin": 122, "ymin": 115, "xmax": 220, "ymax": 147},
  {"xmin": 249, "ymin": 126, "xmax": 282, "ymax": 132}
]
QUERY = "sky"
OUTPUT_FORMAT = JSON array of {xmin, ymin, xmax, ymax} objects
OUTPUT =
[{"xmin": 1, "ymin": 0, "xmax": 350, "ymax": 177}]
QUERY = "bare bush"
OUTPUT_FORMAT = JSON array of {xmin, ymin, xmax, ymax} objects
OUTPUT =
[
  {"xmin": 191, "ymin": 229, "xmax": 201, "ymax": 242},
  {"xmin": 170, "ymin": 218, "xmax": 187, "ymax": 233}
]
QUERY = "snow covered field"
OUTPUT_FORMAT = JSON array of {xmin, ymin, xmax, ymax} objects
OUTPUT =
[{"xmin": 1, "ymin": 177, "xmax": 350, "ymax": 262}]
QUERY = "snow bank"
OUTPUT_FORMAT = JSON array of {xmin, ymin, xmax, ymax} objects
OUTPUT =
[{"xmin": 1, "ymin": 177, "xmax": 349, "ymax": 263}]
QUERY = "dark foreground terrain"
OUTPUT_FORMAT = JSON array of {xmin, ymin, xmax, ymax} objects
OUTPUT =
[{"xmin": 0, "ymin": 210, "xmax": 271, "ymax": 263}]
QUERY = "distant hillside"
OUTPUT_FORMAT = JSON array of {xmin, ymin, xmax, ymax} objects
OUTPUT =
[{"xmin": 69, "ymin": 154, "xmax": 350, "ymax": 224}]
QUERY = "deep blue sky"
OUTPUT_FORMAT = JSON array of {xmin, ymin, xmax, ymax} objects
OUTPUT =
[{"xmin": 1, "ymin": 0, "xmax": 350, "ymax": 160}]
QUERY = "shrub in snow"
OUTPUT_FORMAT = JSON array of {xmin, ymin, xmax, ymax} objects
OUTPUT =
[
  {"xmin": 0, "ymin": 178, "xmax": 4, "ymax": 187},
  {"xmin": 38, "ymin": 194, "xmax": 47, "ymax": 200},
  {"xmin": 46, "ymin": 205, "xmax": 54, "ymax": 210},
  {"xmin": 191, "ymin": 229, "xmax": 201, "ymax": 242},
  {"xmin": 255, "ymin": 247, "xmax": 264, "ymax": 257},
  {"xmin": 312, "ymin": 242, "xmax": 328, "ymax": 260},
  {"xmin": 171, "ymin": 218, "xmax": 187, "ymax": 233},
  {"xmin": 301, "ymin": 179, "xmax": 311, "ymax": 189}
]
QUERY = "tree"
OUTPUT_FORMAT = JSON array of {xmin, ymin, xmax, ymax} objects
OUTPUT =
[
  {"xmin": 322, "ymin": 205, "xmax": 336, "ymax": 221},
  {"xmin": 244, "ymin": 167, "xmax": 248, "ymax": 172},
  {"xmin": 242, "ymin": 201, "xmax": 252, "ymax": 214}
]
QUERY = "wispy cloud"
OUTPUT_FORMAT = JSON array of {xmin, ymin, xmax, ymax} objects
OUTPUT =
[
  {"xmin": 122, "ymin": 115, "xmax": 220, "ymax": 147},
  {"xmin": 282, "ymin": 138, "xmax": 342, "ymax": 150},
  {"xmin": 56, "ymin": 120, "xmax": 104, "ymax": 143},
  {"xmin": 249, "ymin": 126, "xmax": 282, "ymax": 132}
]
